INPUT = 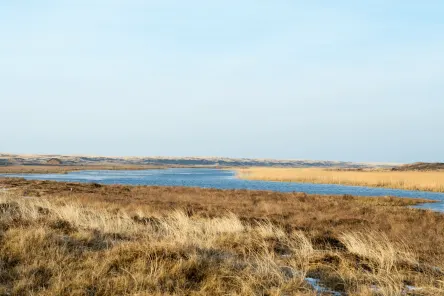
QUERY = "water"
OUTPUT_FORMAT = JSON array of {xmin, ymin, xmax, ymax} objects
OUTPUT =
[{"xmin": 2, "ymin": 168, "xmax": 444, "ymax": 212}]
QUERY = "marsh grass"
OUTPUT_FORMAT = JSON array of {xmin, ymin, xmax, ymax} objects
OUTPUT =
[
  {"xmin": 0, "ymin": 193, "xmax": 315, "ymax": 295},
  {"xmin": 0, "ymin": 164, "xmax": 164, "ymax": 174},
  {"xmin": 0, "ymin": 179, "xmax": 444, "ymax": 295},
  {"xmin": 238, "ymin": 167, "xmax": 444, "ymax": 193}
]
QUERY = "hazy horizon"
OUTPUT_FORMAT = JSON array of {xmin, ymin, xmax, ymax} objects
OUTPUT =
[
  {"xmin": 1, "ymin": 1, "xmax": 443, "ymax": 163},
  {"xmin": 0, "ymin": 152, "xmax": 415, "ymax": 165}
]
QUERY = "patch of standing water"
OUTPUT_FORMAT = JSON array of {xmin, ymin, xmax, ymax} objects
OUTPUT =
[
  {"xmin": 2, "ymin": 168, "xmax": 444, "ymax": 212},
  {"xmin": 370, "ymin": 284, "xmax": 423, "ymax": 294},
  {"xmin": 305, "ymin": 277, "xmax": 342, "ymax": 295},
  {"xmin": 304, "ymin": 277, "xmax": 422, "ymax": 295},
  {"xmin": 412, "ymin": 202, "xmax": 444, "ymax": 212}
]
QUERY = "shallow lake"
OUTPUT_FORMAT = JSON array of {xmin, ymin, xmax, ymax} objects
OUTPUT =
[{"xmin": 3, "ymin": 168, "xmax": 444, "ymax": 212}]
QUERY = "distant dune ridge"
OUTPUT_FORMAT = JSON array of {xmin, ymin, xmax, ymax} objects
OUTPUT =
[
  {"xmin": 46, "ymin": 158, "xmax": 63, "ymax": 165},
  {"xmin": 0, "ymin": 153, "xmax": 398, "ymax": 168},
  {"xmin": 393, "ymin": 162, "xmax": 444, "ymax": 171}
]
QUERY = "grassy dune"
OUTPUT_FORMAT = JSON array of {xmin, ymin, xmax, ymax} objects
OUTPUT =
[
  {"xmin": 237, "ymin": 167, "xmax": 444, "ymax": 193},
  {"xmin": 0, "ymin": 179, "xmax": 443, "ymax": 295}
]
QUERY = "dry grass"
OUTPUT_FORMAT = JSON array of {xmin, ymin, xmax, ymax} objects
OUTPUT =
[
  {"xmin": 238, "ymin": 167, "xmax": 444, "ymax": 193},
  {"xmin": 0, "ymin": 193, "xmax": 313, "ymax": 295},
  {"xmin": 0, "ymin": 178, "xmax": 444, "ymax": 295},
  {"xmin": 0, "ymin": 165, "xmax": 165, "ymax": 174}
]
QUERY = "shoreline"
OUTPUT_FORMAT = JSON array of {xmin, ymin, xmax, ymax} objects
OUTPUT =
[
  {"xmin": 2, "ymin": 166, "xmax": 444, "ymax": 197},
  {"xmin": 0, "ymin": 175, "xmax": 438, "ymax": 210},
  {"xmin": 0, "ymin": 164, "xmax": 222, "ymax": 175}
]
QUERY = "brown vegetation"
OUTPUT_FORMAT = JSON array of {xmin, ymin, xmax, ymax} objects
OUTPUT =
[
  {"xmin": 392, "ymin": 162, "xmax": 444, "ymax": 172},
  {"xmin": 0, "ymin": 165, "xmax": 165, "ymax": 174},
  {"xmin": 238, "ymin": 167, "xmax": 444, "ymax": 193},
  {"xmin": 0, "ymin": 178, "xmax": 443, "ymax": 295},
  {"xmin": 46, "ymin": 158, "xmax": 63, "ymax": 165}
]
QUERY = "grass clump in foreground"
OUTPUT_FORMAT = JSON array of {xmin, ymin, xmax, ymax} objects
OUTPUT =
[
  {"xmin": 237, "ymin": 167, "xmax": 444, "ymax": 193},
  {"xmin": 0, "ymin": 179, "xmax": 444, "ymax": 295}
]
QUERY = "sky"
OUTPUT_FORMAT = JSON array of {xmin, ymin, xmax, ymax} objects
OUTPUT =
[{"xmin": 1, "ymin": 1, "xmax": 443, "ymax": 163}]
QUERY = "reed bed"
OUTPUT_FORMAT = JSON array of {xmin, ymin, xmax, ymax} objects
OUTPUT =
[{"xmin": 237, "ymin": 167, "xmax": 444, "ymax": 192}]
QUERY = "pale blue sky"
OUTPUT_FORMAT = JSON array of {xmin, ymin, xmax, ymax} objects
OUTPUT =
[{"xmin": 1, "ymin": 1, "xmax": 443, "ymax": 162}]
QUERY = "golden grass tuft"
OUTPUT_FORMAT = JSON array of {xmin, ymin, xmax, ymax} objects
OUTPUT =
[{"xmin": 339, "ymin": 231, "xmax": 416, "ymax": 272}]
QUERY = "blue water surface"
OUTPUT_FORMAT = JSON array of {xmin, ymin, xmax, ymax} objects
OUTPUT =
[{"xmin": 2, "ymin": 168, "xmax": 444, "ymax": 212}]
